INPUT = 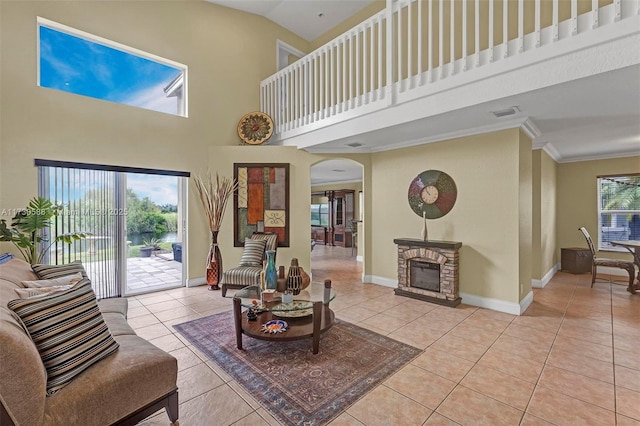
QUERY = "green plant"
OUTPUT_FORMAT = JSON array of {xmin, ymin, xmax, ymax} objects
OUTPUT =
[
  {"xmin": 142, "ymin": 237, "xmax": 162, "ymax": 250},
  {"xmin": 0, "ymin": 197, "xmax": 91, "ymax": 264}
]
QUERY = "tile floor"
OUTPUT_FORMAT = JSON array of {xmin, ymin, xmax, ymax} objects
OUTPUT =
[{"xmin": 134, "ymin": 245, "xmax": 640, "ymax": 425}]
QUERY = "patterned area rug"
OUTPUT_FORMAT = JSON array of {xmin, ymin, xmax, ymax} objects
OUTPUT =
[{"xmin": 173, "ymin": 311, "xmax": 421, "ymax": 426}]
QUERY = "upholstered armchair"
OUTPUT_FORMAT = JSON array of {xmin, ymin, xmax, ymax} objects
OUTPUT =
[{"xmin": 221, "ymin": 232, "xmax": 279, "ymax": 297}]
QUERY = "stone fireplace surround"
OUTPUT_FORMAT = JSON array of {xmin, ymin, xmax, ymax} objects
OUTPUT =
[{"xmin": 394, "ymin": 238, "xmax": 462, "ymax": 307}]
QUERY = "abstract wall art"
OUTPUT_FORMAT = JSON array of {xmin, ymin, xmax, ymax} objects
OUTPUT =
[{"xmin": 233, "ymin": 163, "xmax": 290, "ymax": 247}]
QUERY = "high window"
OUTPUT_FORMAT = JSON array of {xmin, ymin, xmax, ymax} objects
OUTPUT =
[
  {"xmin": 37, "ymin": 17, "xmax": 187, "ymax": 117},
  {"xmin": 598, "ymin": 174, "xmax": 640, "ymax": 250}
]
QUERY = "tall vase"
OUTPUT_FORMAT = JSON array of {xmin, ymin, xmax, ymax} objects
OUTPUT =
[
  {"xmin": 206, "ymin": 231, "xmax": 223, "ymax": 291},
  {"xmin": 264, "ymin": 250, "xmax": 278, "ymax": 290},
  {"xmin": 421, "ymin": 211, "xmax": 428, "ymax": 241}
]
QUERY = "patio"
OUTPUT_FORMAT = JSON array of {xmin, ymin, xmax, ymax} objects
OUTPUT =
[{"xmin": 126, "ymin": 254, "xmax": 182, "ymax": 293}]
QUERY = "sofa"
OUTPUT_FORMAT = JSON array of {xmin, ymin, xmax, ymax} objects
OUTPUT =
[{"xmin": 0, "ymin": 257, "xmax": 179, "ymax": 425}]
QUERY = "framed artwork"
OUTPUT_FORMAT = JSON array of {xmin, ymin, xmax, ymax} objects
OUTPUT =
[{"xmin": 234, "ymin": 163, "xmax": 290, "ymax": 247}]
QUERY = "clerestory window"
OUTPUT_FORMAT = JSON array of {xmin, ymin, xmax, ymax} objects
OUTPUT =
[
  {"xmin": 597, "ymin": 174, "xmax": 640, "ymax": 251},
  {"xmin": 37, "ymin": 17, "xmax": 187, "ymax": 117}
]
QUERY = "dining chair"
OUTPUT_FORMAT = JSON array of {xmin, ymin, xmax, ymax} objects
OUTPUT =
[{"xmin": 578, "ymin": 227, "xmax": 635, "ymax": 290}]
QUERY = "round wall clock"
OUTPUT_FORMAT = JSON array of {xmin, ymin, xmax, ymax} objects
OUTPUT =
[
  {"xmin": 408, "ymin": 170, "xmax": 457, "ymax": 219},
  {"xmin": 237, "ymin": 111, "xmax": 274, "ymax": 145}
]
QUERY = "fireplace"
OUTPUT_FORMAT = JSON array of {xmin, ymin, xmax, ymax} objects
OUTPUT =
[
  {"xmin": 394, "ymin": 238, "xmax": 461, "ymax": 307},
  {"xmin": 409, "ymin": 260, "xmax": 440, "ymax": 292}
]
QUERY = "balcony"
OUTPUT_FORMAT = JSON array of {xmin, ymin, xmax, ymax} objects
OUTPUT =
[{"xmin": 260, "ymin": 0, "xmax": 640, "ymax": 156}]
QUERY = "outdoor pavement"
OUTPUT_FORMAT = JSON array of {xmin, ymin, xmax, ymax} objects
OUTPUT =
[{"xmin": 126, "ymin": 253, "xmax": 182, "ymax": 293}]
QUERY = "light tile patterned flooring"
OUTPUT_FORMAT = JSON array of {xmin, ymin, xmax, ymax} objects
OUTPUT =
[{"xmin": 135, "ymin": 245, "xmax": 640, "ymax": 425}]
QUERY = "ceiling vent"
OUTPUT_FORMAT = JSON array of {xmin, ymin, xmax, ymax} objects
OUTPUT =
[
  {"xmin": 346, "ymin": 142, "xmax": 363, "ymax": 147},
  {"xmin": 492, "ymin": 106, "xmax": 520, "ymax": 118}
]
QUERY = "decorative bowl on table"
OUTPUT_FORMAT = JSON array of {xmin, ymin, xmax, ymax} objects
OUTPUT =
[
  {"xmin": 261, "ymin": 320, "xmax": 288, "ymax": 333},
  {"xmin": 273, "ymin": 300, "xmax": 314, "ymax": 318}
]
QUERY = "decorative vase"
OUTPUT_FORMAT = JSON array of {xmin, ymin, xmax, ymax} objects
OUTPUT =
[
  {"xmin": 286, "ymin": 258, "xmax": 303, "ymax": 295},
  {"xmin": 299, "ymin": 266, "xmax": 311, "ymax": 291},
  {"xmin": 421, "ymin": 211, "xmax": 428, "ymax": 241},
  {"xmin": 264, "ymin": 250, "xmax": 278, "ymax": 290},
  {"xmin": 206, "ymin": 231, "xmax": 223, "ymax": 291}
]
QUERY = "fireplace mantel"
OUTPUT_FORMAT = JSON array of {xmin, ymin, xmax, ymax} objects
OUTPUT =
[
  {"xmin": 393, "ymin": 239, "xmax": 461, "ymax": 250},
  {"xmin": 394, "ymin": 238, "xmax": 462, "ymax": 307}
]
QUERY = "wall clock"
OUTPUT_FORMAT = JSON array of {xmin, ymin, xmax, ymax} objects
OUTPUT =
[
  {"xmin": 408, "ymin": 170, "xmax": 457, "ymax": 219},
  {"xmin": 237, "ymin": 111, "xmax": 274, "ymax": 145}
]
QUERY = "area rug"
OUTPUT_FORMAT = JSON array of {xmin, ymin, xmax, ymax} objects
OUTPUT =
[{"xmin": 173, "ymin": 311, "xmax": 421, "ymax": 426}]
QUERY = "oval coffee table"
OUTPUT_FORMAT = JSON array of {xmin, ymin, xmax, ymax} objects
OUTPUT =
[{"xmin": 232, "ymin": 280, "xmax": 335, "ymax": 354}]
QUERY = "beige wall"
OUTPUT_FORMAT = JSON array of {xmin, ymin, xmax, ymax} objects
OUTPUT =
[
  {"xmin": 205, "ymin": 148, "xmax": 367, "ymax": 278},
  {"xmin": 518, "ymin": 130, "xmax": 533, "ymax": 300},
  {"xmin": 556, "ymin": 156, "xmax": 640, "ymax": 261},
  {"xmin": 532, "ymin": 149, "xmax": 558, "ymax": 280},
  {"xmin": 370, "ymin": 129, "xmax": 523, "ymax": 304},
  {"xmin": 0, "ymin": 1, "xmax": 309, "ymax": 280}
]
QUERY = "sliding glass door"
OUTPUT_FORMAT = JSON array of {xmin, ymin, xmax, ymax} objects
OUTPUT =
[
  {"xmin": 123, "ymin": 173, "xmax": 187, "ymax": 295},
  {"xmin": 37, "ymin": 160, "xmax": 188, "ymax": 298}
]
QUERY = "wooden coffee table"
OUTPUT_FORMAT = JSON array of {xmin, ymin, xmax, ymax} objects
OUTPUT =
[{"xmin": 232, "ymin": 280, "xmax": 335, "ymax": 354}]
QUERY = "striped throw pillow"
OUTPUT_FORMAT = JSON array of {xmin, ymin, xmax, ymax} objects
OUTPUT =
[
  {"xmin": 250, "ymin": 232, "xmax": 278, "ymax": 252},
  {"xmin": 7, "ymin": 279, "xmax": 120, "ymax": 395},
  {"xmin": 32, "ymin": 261, "xmax": 88, "ymax": 280},
  {"xmin": 239, "ymin": 238, "xmax": 267, "ymax": 267}
]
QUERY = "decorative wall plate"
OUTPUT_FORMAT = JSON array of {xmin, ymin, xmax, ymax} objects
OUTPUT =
[
  {"xmin": 237, "ymin": 112, "xmax": 274, "ymax": 145},
  {"xmin": 408, "ymin": 170, "xmax": 457, "ymax": 219}
]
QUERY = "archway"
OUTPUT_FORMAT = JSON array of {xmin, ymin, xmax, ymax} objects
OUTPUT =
[{"xmin": 310, "ymin": 159, "xmax": 364, "ymax": 284}]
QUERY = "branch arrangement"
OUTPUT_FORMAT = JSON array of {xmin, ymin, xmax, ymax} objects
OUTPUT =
[{"xmin": 193, "ymin": 172, "xmax": 237, "ymax": 232}]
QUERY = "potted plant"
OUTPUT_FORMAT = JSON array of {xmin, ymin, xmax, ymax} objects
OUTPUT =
[
  {"xmin": 140, "ymin": 237, "xmax": 162, "ymax": 257},
  {"xmin": 0, "ymin": 196, "xmax": 91, "ymax": 264},
  {"xmin": 194, "ymin": 172, "xmax": 237, "ymax": 290}
]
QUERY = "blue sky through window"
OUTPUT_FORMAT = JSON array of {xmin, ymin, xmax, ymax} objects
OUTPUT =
[{"xmin": 39, "ymin": 23, "xmax": 184, "ymax": 115}]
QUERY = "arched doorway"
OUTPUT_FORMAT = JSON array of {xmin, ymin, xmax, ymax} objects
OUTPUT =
[{"xmin": 310, "ymin": 159, "xmax": 364, "ymax": 284}]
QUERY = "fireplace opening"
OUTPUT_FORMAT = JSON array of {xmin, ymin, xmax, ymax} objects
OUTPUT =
[{"xmin": 409, "ymin": 260, "xmax": 440, "ymax": 292}]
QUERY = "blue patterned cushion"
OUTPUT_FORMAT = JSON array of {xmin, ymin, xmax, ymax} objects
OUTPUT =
[
  {"xmin": 7, "ymin": 279, "xmax": 119, "ymax": 395},
  {"xmin": 239, "ymin": 238, "xmax": 267, "ymax": 267}
]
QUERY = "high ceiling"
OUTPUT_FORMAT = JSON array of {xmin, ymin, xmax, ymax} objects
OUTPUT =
[
  {"xmin": 204, "ymin": 0, "xmax": 375, "ymax": 41},
  {"xmin": 204, "ymin": 0, "xmax": 639, "ymax": 185}
]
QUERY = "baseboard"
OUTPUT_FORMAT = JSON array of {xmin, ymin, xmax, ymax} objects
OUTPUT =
[
  {"xmin": 519, "ymin": 290, "xmax": 534, "ymax": 314},
  {"xmin": 459, "ymin": 292, "xmax": 524, "ymax": 315},
  {"xmin": 187, "ymin": 277, "xmax": 207, "ymax": 288},
  {"xmin": 364, "ymin": 275, "xmax": 398, "ymax": 288},
  {"xmin": 366, "ymin": 275, "xmax": 530, "ymax": 315},
  {"xmin": 532, "ymin": 263, "xmax": 560, "ymax": 288}
]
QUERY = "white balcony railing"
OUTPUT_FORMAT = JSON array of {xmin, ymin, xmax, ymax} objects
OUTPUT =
[{"xmin": 261, "ymin": 0, "xmax": 638, "ymax": 141}]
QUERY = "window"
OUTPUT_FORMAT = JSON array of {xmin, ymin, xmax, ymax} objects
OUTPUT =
[
  {"xmin": 37, "ymin": 17, "xmax": 187, "ymax": 116},
  {"xmin": 311, "ymin": 203, "xmax": 329, "ymax": 226},
  {"xmin": 598, "ymin": 174, "xmax": 640, "ymax": 250}
]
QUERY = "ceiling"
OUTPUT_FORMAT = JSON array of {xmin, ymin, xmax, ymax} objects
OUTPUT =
[
  {"xmin": 204, "ymin": 0, "xmax": 639, "ymax": 185},
  {"xmin": 305, "ymin": 64, "xmax": 640, "ymax": 160},
  {"xmin": 204, "ymin": 0, "xmax": 375, "ymax": 41}
]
